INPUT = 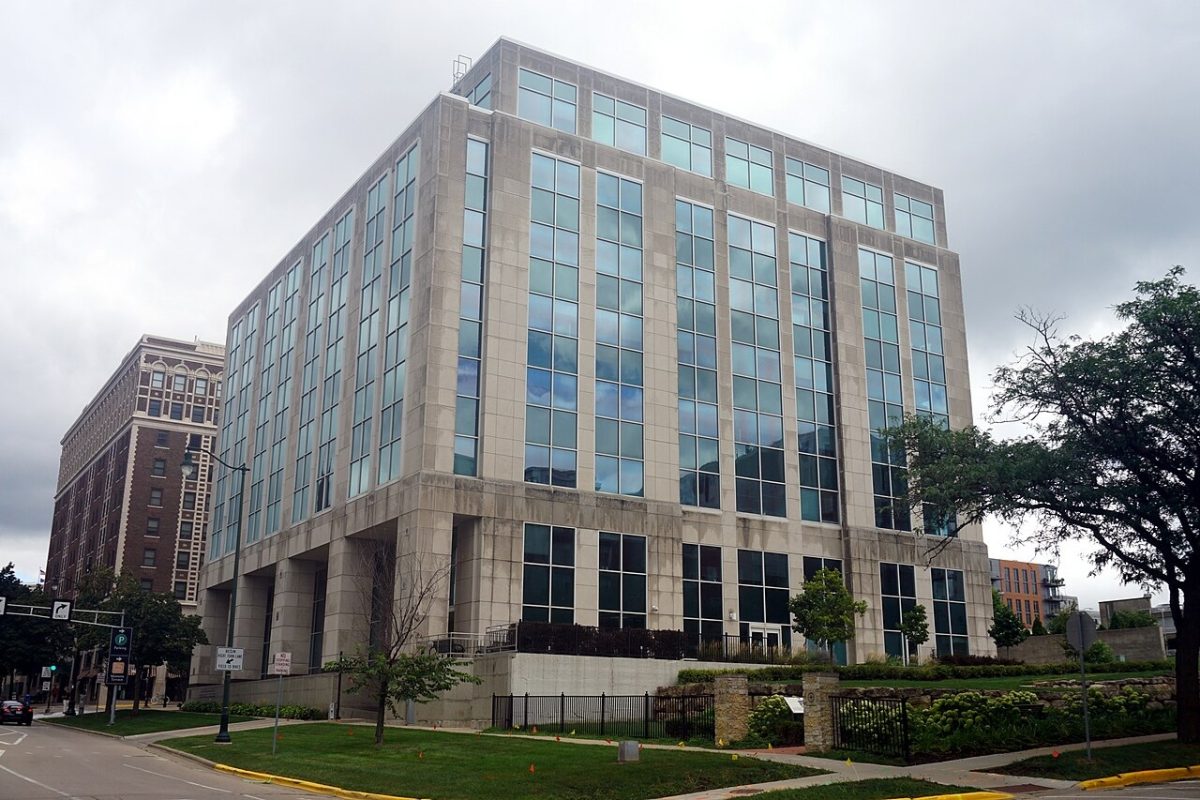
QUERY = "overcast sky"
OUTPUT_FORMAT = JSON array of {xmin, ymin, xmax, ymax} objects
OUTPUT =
[{"xmin": 1, "ymin": 1, "xmax": 1197, "ymax": 611}]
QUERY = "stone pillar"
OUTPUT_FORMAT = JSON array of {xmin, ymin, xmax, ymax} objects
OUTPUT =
[
  {"xmin": 322, "ymin": 536, "xmax": 371, "ymax": 662},
  {"xmin": 714, "ymin": 674, "xmax": 750, "ymax": 745},
  {"xmin": 232, "ymin": 575, "xmax": 271, "ymax": 680},
  {"xmin": 803, "ymin": 672, "xmax": 840, "ymax": 752},
  {"xmin": 191, "ymin": 586, "xmax": 230, "ymax": 686},
  {"xmin": 272, "ymin": 558, "xmax": 318, "ymax": 674}
]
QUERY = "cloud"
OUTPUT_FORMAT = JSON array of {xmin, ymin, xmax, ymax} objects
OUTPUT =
[{"xmin": 0, "ymin": 1, "xmax": 1196, "ymax": 612}]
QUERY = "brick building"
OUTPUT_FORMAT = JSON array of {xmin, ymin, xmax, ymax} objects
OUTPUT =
[
  {"xmin": 46, "ymin": 335, "xmax": 224, "ymax": 605},
  {"xmin": 990, "ymin": 558, "xmax": 1067, "ymax": 626}
]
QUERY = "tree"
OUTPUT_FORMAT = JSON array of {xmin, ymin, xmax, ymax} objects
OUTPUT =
[
  {"xmin": 898, "ymin": 603, "xmax": 930, "ymax": 665},
  {"xmin": 324, "ymin": 543, "xmax": 479, "ymax": 745},
  {"xmin": 789, "ymin": 568, "xmax": 867, "ymax": 665},
  {"xmin": 0, "ymin": 564, "xmax": 73, "ymax": 697},
  {"xmin": 100, "ymin": 572, "xmax": 208, "ymax": 714},
  {"xmin": 886, "ymin": 268, "xmax": 1200, "ymax": 741},
  {"xmin": 989, "ymin": 589, "xmax": 1029, "ymax": 649},
  {"xmin": 1046, "ymin": 603, "xmax": 1079, "ymax": 635},
  {"xmin": 1108, "ymin": 609, "xmax": 1157, "ymax": 629},
  {"xmin": 1031, "ymin": 617, "xmax": 1049, "ymax": 636}
]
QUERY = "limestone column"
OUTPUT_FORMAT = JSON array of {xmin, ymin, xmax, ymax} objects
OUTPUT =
[
  {"xmin": 322, "ymin": 536, "xmax": 371, "ymax": 662},
  {"xmin": 191, "ymin": 586, "xmax": 230, "ymax": 687},
  {"xmin": 802, "ymin": 672, "xmax": 841, "ymax": 751},
  {"xmin": 713, "ymin": 674, "xmax": 750, "ymax": 745},
  {"xmin": 231, "ymin": 575, "xmax": 271, "ymax": 680},
  {"xmin": 272, "ymin": 558, "xmax": 318, "ymax": 674}
]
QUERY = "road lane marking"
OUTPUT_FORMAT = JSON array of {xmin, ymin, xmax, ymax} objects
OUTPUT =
[
  {"xmin": 123, "ymin": 762, "xmax": 233, "ymax": 793},
  {"xmin": 0, "ymin": 763, "xmax": 71, "ymax": 797}
]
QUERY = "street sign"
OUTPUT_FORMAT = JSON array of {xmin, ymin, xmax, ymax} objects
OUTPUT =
[
  {"xmin": 41, "ymin": 666, "xmax": 52, "ymax": 679},
  {"xmin": 41, "ymin": 681, "xmax": 49, "ymax": 691},
  {"xmin": 109, "ymin": 627, "xmax": 132, "ymax": 658},
  {"xmin": 272, "ymin": 652, "xmax": 292, "ymax": 676},
  {"xmin": 106, "ymin": 656, "xmax": 129, "ymax": 685},
  {"xmin": 106, "ymin": 627, "xmax": 134, "ymax": 686},
  {"xmin": 215, "ymin": 647, "xmax": 244, "ymax": 672},
  {"xmin": 1066, "ymin": 611, "xmax": 1098, "ymax": 651},
  {"xmin": 51, "ymin": 600, "xmax": 72, "ymax": 621},
  {"xmin": 0, "ymin": 596, "xmax": 6, "ymax": 615}
]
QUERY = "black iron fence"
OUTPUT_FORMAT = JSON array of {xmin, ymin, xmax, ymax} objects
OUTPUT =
[
  {"xmin": 832, "ymin": 695, "xmax": 911, "ymax": 763},
  {"xmin": 492, "ymin": 693, "xmax": 714, "ymax": 740},
  {"xmin": 513, "ymin": 622, "xmax": 687, "ymax": 659}
]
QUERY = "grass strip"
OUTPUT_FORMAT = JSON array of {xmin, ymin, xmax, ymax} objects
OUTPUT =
[
  {"xmin": 43, "ymin": 709, "xmax": 254, "ymax": 735},
  {"xmin": 163, "ymin": 722, "xmax": 825, "ymax": 800},
  {"xmin": 989, "ymin": 740, "xmax": 1200, "ymax": 781}
]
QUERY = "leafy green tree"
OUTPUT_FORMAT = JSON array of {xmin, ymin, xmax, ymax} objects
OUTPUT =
[
  {"xmin": 989, "ymin": 589, "xmax": 1030, "ymax": 649},
  {"xmin": 789, "ymin": 568, "xmax": 867, "ymax": 665},
  {"xmin": 0, "ymin": 565, "xmax": 73, "ymax": 696},
  {"xmin": 324, "ymin": 547, "xmax": 479, "ymax": 745},
  {"xmin": 1047, "ymin": 603, "xmax": 1078, "ymax": 635},
  {"xmin": 1108, "ymin": 609, "xmax": 1157, "ymax": 629},
  {"xmin": 885, "ymin": 269, "xmax": 1200, "ymax": 741},
  {"xmin": 100, "ymin": 572, "xmax": 207, "ymax": 714},
  {"xmin": 1031, "ymin": 617, "xmax": 1049, "ymax": 636},
  {"xmin": 898, "ymin": 603, "xmax": 930, "ymax": 665}
]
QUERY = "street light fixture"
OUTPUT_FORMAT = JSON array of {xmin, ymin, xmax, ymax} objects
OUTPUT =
[{"xmin": 182, "ymin": 448, "xmax": 248, "ymax": 744}]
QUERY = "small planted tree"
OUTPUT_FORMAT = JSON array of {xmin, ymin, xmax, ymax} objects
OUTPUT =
[
  {"xmin": 325, "ymin": 544, "xmax": 479, "ymax": 746},
  {"xmin": 1031, "ymin": 617, "xmax": 1049, "ymax": 636},
  {"xmin": 789, "ymin": 568, "xmax": 866, "ymax": 665},
  {"xmin": 989, "ymin": 589, "xmax": 1030, "ymax": 650},
  {"xmin": 1108, "ymin": 609, "xmax": 1157, "ymax": 629},
  {"xmin": 898, "ymin": 604, "xmax": 930, "ymax": 665}
]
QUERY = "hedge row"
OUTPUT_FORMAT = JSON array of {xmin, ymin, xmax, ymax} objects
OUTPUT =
[
  {"xmin": 180, "ymin": 700, "xmax": 324, "ymax": 719},
  {"xmin": 676, "ymin": 659, "xmax": 1175, "ymax": 685}
]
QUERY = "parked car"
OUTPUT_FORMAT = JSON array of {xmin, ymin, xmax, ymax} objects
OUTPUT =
[{"xmin": 1, "ymin": 700, "xmax": 33, "ymax": 726}]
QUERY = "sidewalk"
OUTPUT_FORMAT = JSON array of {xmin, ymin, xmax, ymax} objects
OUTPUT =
[{"xmin": 637, "ymin": 732, "xmax": 1179, "ymax": 800}]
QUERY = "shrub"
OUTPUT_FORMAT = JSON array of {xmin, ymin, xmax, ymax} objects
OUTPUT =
[
  {"xmin": 933, "ymin": 654, "xmax": 1021, "ymax": 667},
  {"xmin": 1084, "ymin": 641, "xmax": 1116, "ymax": 664},
  {"xmin": 747, "ymin": 695, "xmax": 793, "ymax": 744},
  {"xmin": 181, "ymin": 700, "xmax": 220, "ymax": 713}
]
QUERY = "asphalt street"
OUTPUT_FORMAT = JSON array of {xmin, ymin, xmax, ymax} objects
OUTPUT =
[
  {"xmin": 0, "ymin": 721, "xmax": 323, "ymax": 800},
  {"xmin": 1034, "ymin": 783, "xmax": 1200, "ymax": 799}
]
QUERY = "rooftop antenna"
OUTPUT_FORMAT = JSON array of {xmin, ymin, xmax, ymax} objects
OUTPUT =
[{"xmin": 452, "ymin": 55, "xmax": 472, "ymax": 86}]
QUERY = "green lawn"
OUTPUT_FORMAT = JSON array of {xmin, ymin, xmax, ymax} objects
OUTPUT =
[
  {"xmin": 756, "ymin": 778, "xmax": 978, "ymax": 799},
  {"xmin": 839, "ymin": 669, "xmax": 1170, "ymax": 691},
  {"xmin": 45, "ymin": 709, "xmax": 254, "ymax": 736},
  {"xmin": 163, "ymin": 723, "xmax": 826, "ymax": 800},
  {"xmin": 991, "ymin": 740, "xmax": 1200, "ymax": 781}
]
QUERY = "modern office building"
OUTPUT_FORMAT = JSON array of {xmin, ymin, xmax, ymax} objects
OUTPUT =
[
  {"xmin": 990, "ymin": 558, "xmax": 1067, "ymax": 626},
  {"xmin": 46, "ymin": 335, "xmax": 223, "ymax": 701},
  {"xmin": 190, "ymin": 38, "xmax": 994, "ymax": 705}
]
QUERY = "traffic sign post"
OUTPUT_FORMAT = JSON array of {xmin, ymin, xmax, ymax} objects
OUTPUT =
[
  {"xmin": 271, "ymin": 653, "xmax": 291, "ymax": 755},
  {"xmin": 215, "ymin": 647, "xmax": 245, "ymax": 672},
  {"xmin": 0, "ymin": 596, "xmax": 6, "ymax": 615},
  {"xmin": 51, "ymin": 600, "xmax": 72, "ymax": 621},
  {"xmin": 1066, "ymin": 611, "xmax": 1097, "ymax": 760},
  {"xmin": 106, "ymin": 627, "xmax": 134, "ymax": 726}
]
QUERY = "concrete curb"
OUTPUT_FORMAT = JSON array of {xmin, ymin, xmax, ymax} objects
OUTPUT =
[
  {"xmin": 888, "ymin": 793, "xmax": 1013, "ymax": 800},
  {"xmin": 1077, "ymin": 763, "xmax": 1200, "ymax": 790},
  {"xmin": 213, "ymin": 763, "xmax": 428, "ymax": 800}
]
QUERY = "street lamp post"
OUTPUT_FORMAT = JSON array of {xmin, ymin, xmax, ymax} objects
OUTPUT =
[{"xmin": 182, "ymin": 448, "xmax": 248, "ymax": 744}]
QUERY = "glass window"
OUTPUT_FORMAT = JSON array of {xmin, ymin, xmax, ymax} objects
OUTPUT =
[
  {"xmin": 598, "ymin": 532, "xmax": 647, "ymax": 629},
  {"xmin": 593, "ymin": 93, "xmax": 646, "ymax": 155},
  {"xmin": 176, "ymin": 551, "xmax": 191, "ymax": 569},
  {"xmin": 785, "ymin": 158, "xmax": 831, "ymax": 212},
  {"xmin": 932, "ymin": 567, "xmax": 969, "ymax": 656},
  {"xmin": 726, "ymin": 137, "xmax": 774, "ymax": 196},
  {"xmin": 525, "ymin": 154, "xmax": 581, "ymax": 488},
  {"xmin": 172, "ymin": 374, "xmax": 187, "ymax": 392},
  {"xmin": 895, "ymin": 193, "xmax": 935, "ymax": 244},
  {"xmin": 682, "ymin": 543, "xmax": 724, "ymax": 651},
  {"xmin": 661, "ymin": 116, "xmax": 712, "ymax": 177},
  {"xmin": 881, "ymin": 562, "xmax": 919, "ymax": 662},
  {"xmin": 194, "ymin": 377, "xmax": 208, "ymax": 396},
  {"xmin": 151, "ymin": 458, "xmax": 166, "ymax": 477},
  {"xmin": 518, "ymin": 68, "xmax": 576, "ymax": 133},
  {"xmin": 522, "ymin": 523, "xmax": 575, "ymax": 623},
  {"xmin": 860, "ymin": 248, "xmax": 910, "ymax": 531},
  {"xmin": 842, "ymin": 176, "xmax": 885, "ymax": 229},
  {"xmin": 142, "ymin": 548, "xmax": 157, "ymax": 567},
  {"xmin": 146, "ymin": 518, "xmax": 160, "ymax": 536},
  {"xmin": 155, "ymin": 430, "xmax": 169, "ymax": 446},
  {"xmin": 174, "ymin": 581, "xmax": 187, "ymax": 599},
  {"xmin": 149, "ymin": 488, "xmax": 163, "ymax": 507},
  {"xmin": 466, "ymin": 72, "xmax": 492, "ymax": 110},
  {"xmin": 150, "ymin": 371, "xmax": 164, "ymax": 389},
  {"xmin": 736, "ymin": 548, "xmax": 791, "ymax": 646}
]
